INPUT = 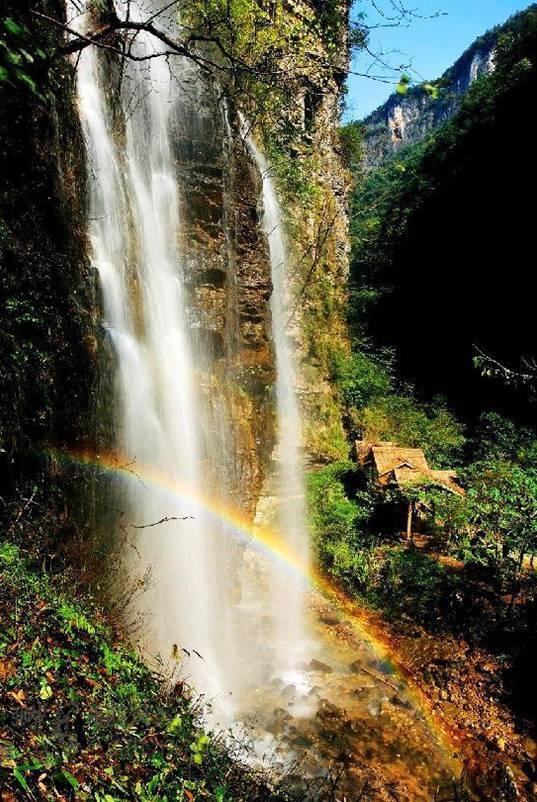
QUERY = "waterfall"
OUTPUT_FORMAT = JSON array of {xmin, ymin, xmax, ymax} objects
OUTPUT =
[
  {"xmin": 71, "ymin": 0, "xmax": 227, "ymax": 704},
  {"xmin": 70, "ymin": 0, "xmax": 309, "ymax": 723},
  {"xmin": 241, "ymin": 124, "xmax": 309, "ymax": 666}
]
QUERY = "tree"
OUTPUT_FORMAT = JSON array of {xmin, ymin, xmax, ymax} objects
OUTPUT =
[
  {"xmin": 2, "ymin": 0, "xmax": 451, "ymax": 113},
  {"xmin": 25, "ymin": 0, "xmax": 351, "ymax": 101},
  {"xmin": 465, "ymin": 460, "xmax": 537, "ymax": 595}
]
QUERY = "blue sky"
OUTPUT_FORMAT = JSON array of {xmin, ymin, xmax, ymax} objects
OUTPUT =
[{"xmin": 344, "ymin": 0, "xmax": 533, "ymax": 120}]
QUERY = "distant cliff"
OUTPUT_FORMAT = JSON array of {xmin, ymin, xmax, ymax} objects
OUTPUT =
[
  {"xmin": 360, "ymin": 23, "xmax": 503, "ymax": 169},
  {"xmin": 349, "ymin": 3, "xmax": 537, "ymax": 420}
]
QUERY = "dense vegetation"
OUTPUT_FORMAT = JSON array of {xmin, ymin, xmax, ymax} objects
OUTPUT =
[
  {"xmin": 348, "ymin": 4, "xmax": 537, "ymax": 418},
  {"xmin": 308, "ymin": 4, "xmax": 537, "ymax": 734},
  {"xmin": 0, "ymin": 541, "xmax": 291, "ymax": 801},
  {"xmin": 309, "ymin": 414, "xmax": 537, "ymax": 623},
  {"xmin": 0, "ymin": 1, "xmax": 99, "ymax": 573}
]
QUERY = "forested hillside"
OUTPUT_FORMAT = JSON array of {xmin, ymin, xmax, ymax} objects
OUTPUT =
[
  {"xmin": 349, "ymin": 5, "xmax": 537, "ymax": 420},
  {"xmin": 304, "ymin": 9, "xmax": 537, "ymax": 799}
]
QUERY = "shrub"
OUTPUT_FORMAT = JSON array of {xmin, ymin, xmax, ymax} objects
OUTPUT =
[
  {"xmin": 330, "ymin": 349, "xmax": 393, "ymax": 409},
  {"xmin": 328, "ymin": 539, "xmax": 377, "ymax": 594},
  {"xmin": 308, "ymin": 461, "xmax": 378, "ymax": 597},
  {"xmin": 373, "ymin": 547, "xmax": 452, "ymax": 625},
  {"xmin": 338, "ymin": 122, "xmax": 363, "ymax": 173},
  {"xmin": 355, "ymin": 394, "xmax": 465, "ymax": 468}
]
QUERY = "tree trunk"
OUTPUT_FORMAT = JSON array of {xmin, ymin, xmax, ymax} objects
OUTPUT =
[{"xmin": 406, "ymin": 501, "xmax": 413, "ymax": 541}]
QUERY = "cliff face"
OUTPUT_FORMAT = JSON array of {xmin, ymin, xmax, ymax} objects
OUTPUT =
[
  {"xmin": 169, "ymin": 0, "xmax": 352, "ymax": 517},
  {"xmin": 269, "ymin": 0, "xmax": 352, "ymax": 463},
  {"xmin": 167, "ymin": 67, "xmax": 275, "ymax": 515},
  {"xmin": 0, "ymin": 1, "xmax": 99, "ymax": 557},
  {"xmin": 0, "ymin": 1, "xmax": 351, "ymax": 549},
  {"xmin": 361, "ymin": 29, "xmax": 497, "ymax": 170}
]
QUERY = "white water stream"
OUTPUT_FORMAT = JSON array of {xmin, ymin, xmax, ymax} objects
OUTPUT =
[
  {"xmin": 70, "ymin": 0, "xmax": 226, "ymax": 702},
  {"xmin": 70, "ymin": 0, "xmax": 309, "ymax": 722},
  {"xmin": 241, "ymin": 124, "xmax": 309, "ymax": 665}
]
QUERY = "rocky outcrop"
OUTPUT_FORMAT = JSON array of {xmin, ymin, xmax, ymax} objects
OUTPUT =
[
  {"xmin": 361, "ymin": 27, "xmax": 498, "ymax": 169},
  {"xmin": 171, "ymin": 0, "xmax": 352, "ymax": 512},
  {"xmin": 0, "ymin": 1, "xmax": 100, "ymax": 555},
  {"xmin": 274, "ymin": 0, "xmax": 352, "ymax": 462}
]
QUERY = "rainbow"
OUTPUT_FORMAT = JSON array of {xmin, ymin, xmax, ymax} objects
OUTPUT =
[{"xmin": 49, "ymin": 447, "xmax": 461, "ymax": 760}]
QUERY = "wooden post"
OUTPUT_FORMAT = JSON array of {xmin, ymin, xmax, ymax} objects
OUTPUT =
[{"xmin": 406, "ymin": 501, "xmax": 413, "ymax": 541}]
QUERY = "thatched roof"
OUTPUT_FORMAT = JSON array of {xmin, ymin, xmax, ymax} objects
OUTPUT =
[
  {"xmin": 393, "ymin": 465, "xmax": 429, "ymax": 487},
  {"xmin": 355, "ymin": 441, "xmax": 464, "ymax": 495},
  {"xmin": 355, "ymin": 440, "xmax": 395, "ymax": 464},
  {"xmin": 430, "ymin": 470, "xmax": 465, "ymax": 496},
  {"xmin": 371, "ymin": 446, "xmax": 430, "ymax": 480}
]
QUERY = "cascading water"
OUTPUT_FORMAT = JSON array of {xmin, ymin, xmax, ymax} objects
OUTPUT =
[
  {"xmin": 241, "ymin": 126, "xmax": 309, "ymax": 667},
  {"xmin": 70, "ymin": 0, "xmax": 309, "ymax": 722},
  {"xmin": 70, "ymin": 0, "xmax": 226, "ymax": 704}
]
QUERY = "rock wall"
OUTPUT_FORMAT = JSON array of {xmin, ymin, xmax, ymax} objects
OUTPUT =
[
  {"xmin": 269, "ymin": 0, "xmax": 352, "ymax": 464},
  {"xmin": 361, "ymin": 29, "xmax": 497, "ymax": 170},
  {"xmin": 171, "ymin": 0, "xmax": 352, "ymax": 512},
  {"xmin": 0, "ymin": 0, "xmax": 351, "ymax": 553},
  {"xmin": 169, "ymin": 67, "xmax": 275, "ymax": 514},
  {"xmin": 0, "ymin": 1, "xmax": 100, "ymax": 560}
]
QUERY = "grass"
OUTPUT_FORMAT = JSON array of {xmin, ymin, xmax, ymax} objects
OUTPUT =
[{"xmin": 0, "ymin": 540, "xmax": 289, "ymax": 802}]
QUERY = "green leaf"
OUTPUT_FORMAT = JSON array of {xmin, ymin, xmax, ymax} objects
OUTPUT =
[
  {"xmin": 424, "ymin": 82, "xmax": 440, "ymax": 100},
  {"xmin": 0, "ymin": 542, "xmax": 19, "ymax": 562},
  {"xmin": 0, "ymin": 66, "xmax": 9, "ymax": 82},
  {"xmin": 39, "ymin": 682, "xmax": 53, "ymax": 700},
  {"xmin": 6, "ymin": 51, "xmax": 23, "ymax": 65},
  {"xmin": 3, "ymin": 18, "xmax": 25, "ymax": 37},
  {"xmin": 13, "ymin": 766, "xmax": 30, "ymax": 792},
  {"xmin": 395, "ymin": 74, "xmax": 411, "ymax": 95},
  {"xmin": 150, "ymin": 752, "xmax": 166, "ymax": 769},
  {"xmin": 147, "ymin": 774, "xmax": 161, "ymax": 793},
  {"xmin": 166, "ymin": 714, "xmax": 182, "ymax": 734},
  {"xmin": 13, "ymin": 69, "xmax": 37, "ymax": 94},
  {"xmin": 61, "ymin": 769, "xmax": 79, "ymax": 789}
]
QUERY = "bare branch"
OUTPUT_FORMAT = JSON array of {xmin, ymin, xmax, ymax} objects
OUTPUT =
[
  {"xmin": 29, "ymin": 8, "xmax": 288, "ymax": 79},
  {"xmin": 129, "ymin": 515, "xmax": 195, "ymax": 529},
  {"xmin": 473, "ymin": 345, "xmax": 537, "ymax": 393}
]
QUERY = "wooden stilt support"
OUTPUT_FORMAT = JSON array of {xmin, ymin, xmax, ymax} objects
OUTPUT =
[{"xmin": 406, "ymin": 501, "xmax": 413, "ymax": 541}]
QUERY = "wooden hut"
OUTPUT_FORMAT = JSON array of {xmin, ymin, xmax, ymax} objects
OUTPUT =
[{"xmin": 355, "ymin": 441, "xmax": 464, "ymax": 539}]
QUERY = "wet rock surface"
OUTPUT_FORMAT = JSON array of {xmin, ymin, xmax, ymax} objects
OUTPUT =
[
  {"xmin": 309, "ymin": 659, "xmax": 333, "ymax": 673},
  {"xmin": 170, "ymin": 74, "xmax": 275, "ymax": 517},
  {"xmin": 232, "ymin": 599, "xmax": 462, "ymax": 802},
  {"xmin": 361, "ymin": 607, "xmax": 537, "ymax": 802}
]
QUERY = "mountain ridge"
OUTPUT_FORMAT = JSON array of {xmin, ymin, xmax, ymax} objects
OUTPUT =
[{"xmin": 359, "ymin": 6, "xmax": 536, "ymax": 169}]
